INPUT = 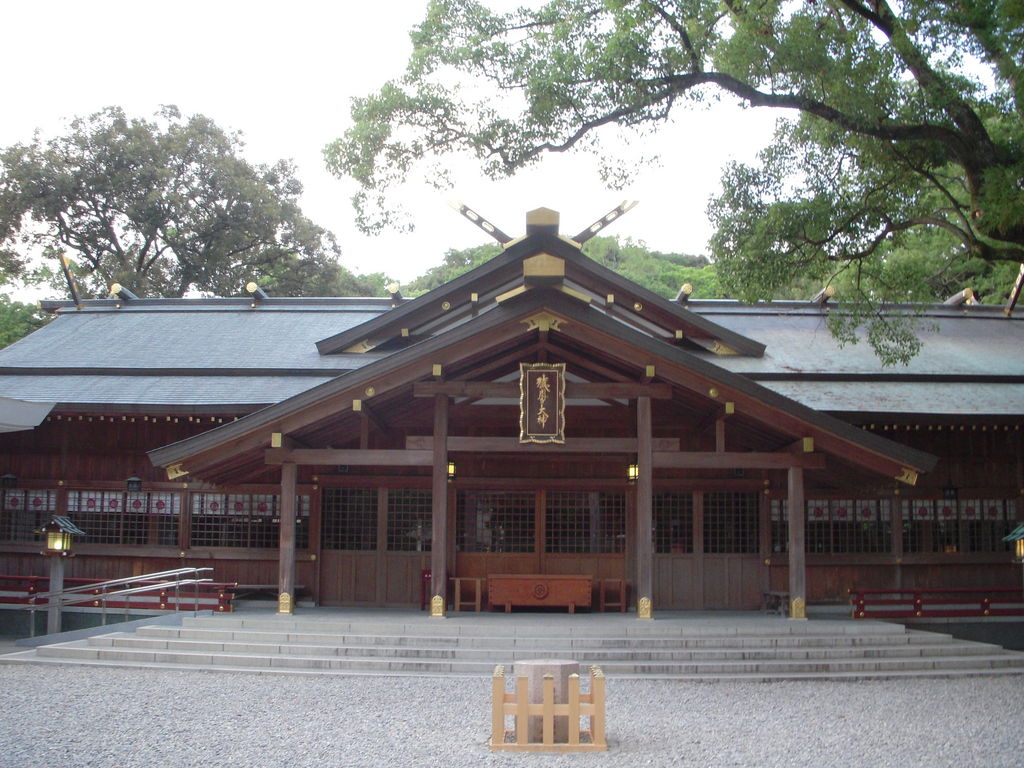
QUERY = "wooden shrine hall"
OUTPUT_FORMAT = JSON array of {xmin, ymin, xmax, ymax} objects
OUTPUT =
[{"xmin": 0, "ymin": 207, "xmax": 1021, "ymax": 619}]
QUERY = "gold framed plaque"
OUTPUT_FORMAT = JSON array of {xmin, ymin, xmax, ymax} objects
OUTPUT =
[{"xmin": 519, "ymin": 362, "xmax": 566, "ymax": 444}]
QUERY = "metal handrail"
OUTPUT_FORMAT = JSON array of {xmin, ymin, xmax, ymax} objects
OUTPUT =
[{"xmin": 25, "ymin": 567, "xmax": 215, "ymax": 637}]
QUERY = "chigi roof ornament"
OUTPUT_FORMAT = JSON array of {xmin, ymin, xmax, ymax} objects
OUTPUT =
[{"xmin": 449, "ymin": 202, "xmax": 638, "ymax": 247}]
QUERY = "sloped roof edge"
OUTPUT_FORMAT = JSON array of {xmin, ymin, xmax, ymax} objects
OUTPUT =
[{"xmin": 149, "ymin": 288, "xmax": 935, "ymax": 480}]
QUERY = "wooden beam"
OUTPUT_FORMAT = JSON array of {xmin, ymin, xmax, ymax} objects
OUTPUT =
[
  {"xmin": 277, "ymin": 462, "xmax": 297, "ymax": 614},
  {"xmin": 353, "ymin": 399, "xmax": 388, "ymax": 434},
  {"xmin": 405, "ymin": 436, "xmax": 681, "ymax": 453},
  {"xmin": 787, "ymin": 465, "xmax": 807, "ymax": 619},
  {"xmin": 786, "ymin": 437, "xmax": 815, "ymax": 454},
  {"xmin": 431, "ymin": 395, "xmax": 449, "ymax": 614},
  {"xmin": 636, "ymin": 396, "xmax": 653, "ymax": 618},
  {"xmin": 413, "ymin": 381, "xmax": 672, "ymax": 399},
  {"xmin": 653, "ymin": 452, "xmax": 826, "ymax": 470},
  {"xmin": 265, "ymin": 448, "xmax": 432, "ymax": 466}
]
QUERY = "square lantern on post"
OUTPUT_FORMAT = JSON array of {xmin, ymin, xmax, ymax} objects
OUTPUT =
[
  {"xmin": 39, "ymin": 516, "xmax": 85, "ymax": 557},
  {"xmin": 126, "ymin": 476, "xmax": 143, "ymax": 493},
  {"xmin": 1, "ymin": 473, "xmax": 16, "ymax": 489},
  {"xmin": 37, "ymin": 516, "xmax": 85, "ymax": 636},
  {"xmin": 1008, "ymin": 524, "xmax": 1024, "ymax": 563},
  {"xmin": 627, "ymin": 464, "xmax": 639, "ymax": 484}
]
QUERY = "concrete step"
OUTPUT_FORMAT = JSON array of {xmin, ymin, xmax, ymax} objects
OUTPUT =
[
  {"xmin": 6, "ymin": 611, "xmax": 1023, "ymax": 681},
  {"xmin": 29, "ymin": 640, "xmax": 1024, "ymax": 678},
  {"xmin": 136, "ymin": 625, "xmax": 952, "ymax": 649},
  {"xmin": 179, "ymin": 615, "xmax": 907, "ymax": 638},
  {"xmin": 93, "ymin": 634, "xmax": 1006, "ymax": 663}
]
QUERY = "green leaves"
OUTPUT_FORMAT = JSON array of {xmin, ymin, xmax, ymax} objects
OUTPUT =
[{"xmin": 2, "ymin": 107, "xmax": 374, "ymax": 298}]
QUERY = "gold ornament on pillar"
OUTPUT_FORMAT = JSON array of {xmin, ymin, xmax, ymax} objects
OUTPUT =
[
  {"xmin": 430, "ymin": 594, "xmax": 445, "ymax": 617},
  {"xmin": 278, "ymin": 592, "xmax": 293, "ymax": 615},
  {"xmin": 637, "ymin": 596, "xmax": 652, "ymax": 619},
  {"xmin": 790, "ymin": 596, "xmax": 806, "ymax": 619}
]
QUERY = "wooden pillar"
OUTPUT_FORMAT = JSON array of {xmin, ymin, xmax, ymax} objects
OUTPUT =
[
  {"xmin": 636, "ymin": 396, "xmax": 653, "ymax": 618},
  {"xmin": 430, "ymin": 394, "xmax": 449, "ymax": 616},
  {"xmin": 46, "ymin": 555, "xmax": 65, "ymax": 635},
  {"xmin": 278, "ymin": 461, "xmax": 297, "ymax": 614},
  {"xmin": 787, "ymin": 465, "xmax": 806, "ymax": 619}
]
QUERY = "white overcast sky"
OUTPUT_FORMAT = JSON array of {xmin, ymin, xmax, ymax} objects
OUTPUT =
[{"xmin": 2, "ymin": 0, "xmax": 777, "ymax": 294}]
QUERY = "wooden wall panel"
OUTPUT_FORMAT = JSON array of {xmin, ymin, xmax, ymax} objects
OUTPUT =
[
  {"xmin": 702, "ymin": 556, "xmax": 762, "ymax": 609},
  {"xmin": 382, "ymin": 553, "xmax": 422, "ymax": 606},
  {"xmin": 653, "ymin": 555, "xmax": 699, "ymax": 609},
  {"xmin": 318, "ymin": 552, "xmax": 378, "ymax": 605}
]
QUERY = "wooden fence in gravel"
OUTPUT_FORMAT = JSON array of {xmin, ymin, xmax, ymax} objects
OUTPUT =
[{"xmin": 489, "ymin": 664, "xmax": 607, "ymax": 753}]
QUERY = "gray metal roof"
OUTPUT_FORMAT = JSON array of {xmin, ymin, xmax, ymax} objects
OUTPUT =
[
  {"xmin": 692, "ymin": 302, "xmax": 1024, "ymax": 378},
  {"xmin": 0, "ymin": 374, "xmax": 333, "ymax": 407},
  {"xmin": 1, "ymin": 296, "xmax": 1021, "ymax": 415}
]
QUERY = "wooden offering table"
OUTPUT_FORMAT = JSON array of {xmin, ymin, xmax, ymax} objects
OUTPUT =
[{"xmin": 488, "ymin": 574, "xmax": 592, "ymax": 613}]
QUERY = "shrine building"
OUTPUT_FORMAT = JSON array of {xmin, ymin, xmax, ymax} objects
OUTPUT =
[{"xmin": 0, "ymin": 207, "xmax": 1021, "ymax": 618}]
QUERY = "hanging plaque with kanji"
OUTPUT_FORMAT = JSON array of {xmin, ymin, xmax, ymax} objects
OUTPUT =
[{"xmin": 519, "ymin": 362, "xmax": 566, "ymax": 444}]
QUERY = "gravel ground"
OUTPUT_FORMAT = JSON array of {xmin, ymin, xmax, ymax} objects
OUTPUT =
[{"xmin": 0, "ymin": 666, "xmax": 1021, "ymax": 768}]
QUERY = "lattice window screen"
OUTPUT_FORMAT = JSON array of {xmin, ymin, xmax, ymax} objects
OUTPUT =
[
  {"xmin": 457, "ymin": 491, "xmax": 535, "ymax": 553},
  {"xmin": 321, "ymin": 488, "xmax": 377, "ymax": 551},
  {"xmin": 653, "ymin": 492, "xmax": 693, "ymax": 554},
  {"xmin": 386, "ymin": 489, "xmax": 432, "ymax": 552}
]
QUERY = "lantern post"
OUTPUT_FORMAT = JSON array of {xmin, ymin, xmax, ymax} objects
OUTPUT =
[{"xmin": 38, "ymin": 516, "xmax": 85, "ymax": 635}]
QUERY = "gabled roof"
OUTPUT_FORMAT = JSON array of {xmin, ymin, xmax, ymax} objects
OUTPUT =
[
  {"xmin": 314, "ymin": 223, "xmax": 766, "ymax": 358},
  {"xmin": 148, "ymin": 286, "xmax": 936, "ymax": 486}
]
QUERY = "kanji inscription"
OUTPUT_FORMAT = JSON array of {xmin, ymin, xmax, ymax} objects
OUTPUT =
[{"xmin": 519, "ymin": 362, "xmax": 566, "ymax": 444}]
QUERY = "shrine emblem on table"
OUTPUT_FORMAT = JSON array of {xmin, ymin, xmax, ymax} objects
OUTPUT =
[{"xmin": 519, "ymin": 362, "xmax": 566, "ymax": 444}]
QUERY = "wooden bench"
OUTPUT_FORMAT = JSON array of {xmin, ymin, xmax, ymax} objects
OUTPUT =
[{"xmin": 488, "ymin": 574, "xmax": 592, "ymax": 614}]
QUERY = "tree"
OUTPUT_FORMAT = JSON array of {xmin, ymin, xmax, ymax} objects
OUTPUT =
[
  {"xmin": 403, "ymin": 243, "xmax": 503, "ymax": 294},
  {"xmin": 1, "ymin": 106, "xmax": 380, "ymax": 298},
  {"xmin": 402, "ymin": 235, "xmax": 724, "ymax": 298},
  {"xmin": 326, "ymin": 0, "xmax": 1023, "ymax": 363},
  {"xmin": 0, "ymin": 296, "xmax": 47, "ymax": 349}
]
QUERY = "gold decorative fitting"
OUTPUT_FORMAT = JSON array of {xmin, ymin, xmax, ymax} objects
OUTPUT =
[
  {"xmin": 895, "ymin": 467, "xmax": 919, "ymax": 486},
  {"xmin": 790, "ymin": 596, "xmax": 806, "ymax": 619},
  {"xmin": 342, "ymin": 339, "xmax": 375, "ymax": 354},
  {"xmin": 495, "ymin": 285, "xmax": 529, "ymax": 303},
  {"xmin": 521, "ymin": 312, "xmax": 564, "ymax": 333},
  {"xmin": 430, "ymin": 594, "xmax": 445, "ymax": 617},
  {"xmin": 278, "ymin": 592, "xmax": 293, "ymax": 614},
  {"xmin": 352, "ymin": 399, "xmax": 362, "ymax": 412},
  {"xmin": 708, "ymin": 388, "xmax": 719, "ymax": 399},
  {"xmin": 725, "ymin": 402, "xmax": 735, "ymax": 415},
  {"xmin": 606, "ymin": 294, "xmax": 615, "ymax": 304},
  {"xmin": 271, "ymin": 432, "xmax": 283, "ymax": 448},
  {"xmin": 523, "ymin": 252, "xmax": 565, "ymax": 278},
  {"xmin": 633, "ymin": 302, "xmax": 643, "ymax": 312},
  {"xmin": 710, "ymin": 341, "xmax": 740, "ymax": 355},
  {"xmin": 166, "ymin": 463, "xmax": 188, "ymax": 480},
  {"xmin": 441, "ymin": 301, "xmax": 451, "ymax": 311},
  {"xmin": 645, "ymin": 365, "xmax": 656, "ymax": 378},
  {"xmin": 637, "ymin": 596, "xmax": 653, "ymax": 619},
  {"xmin": 364, "ymin": 386, "xmax": 375, "ymax": 397}
]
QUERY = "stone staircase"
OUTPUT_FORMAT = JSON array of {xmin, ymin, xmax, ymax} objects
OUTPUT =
[{"xmin": 5, "ymin": 610, "xmax": 1024, "ymax": 680}]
